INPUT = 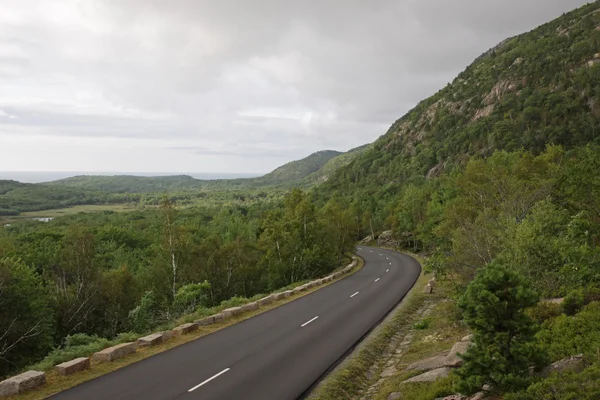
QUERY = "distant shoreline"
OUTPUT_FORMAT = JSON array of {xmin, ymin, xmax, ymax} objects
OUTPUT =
[{"xmin": 0, "ymin": 171, "xmax": 263, "ymax": 184}]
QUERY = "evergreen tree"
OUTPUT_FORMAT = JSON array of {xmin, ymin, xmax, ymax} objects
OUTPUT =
[{"xmin": 456, "ymin": 262, "xmax": 546, "ymax": 395}]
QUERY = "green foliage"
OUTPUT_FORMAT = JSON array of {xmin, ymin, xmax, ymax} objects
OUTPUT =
[
  {"xmin": 526, "ymin": 302, "xmax": 562, "ymax": 325},
  {"xmin": 0, "ymin": 258, "xmax": 54, "ymax": 378},
  {"xmin": 128, "ymin": 291, "xmax": 158, "ymax": 334},
  {"xmin": 562, "ymin": 289, "xmax": 585, "ymax": 316},
  {"xmin": 456, "ymin": 263, "xmax": 545, "ymax": 394},
  {"xmin": 173, "ymin": 282, "xmax": 211, "ymax": 315},
  {"xmin": 505, "ymin": 363, "xmax": 600, "ymax": 400},
  {"xmin": 537, "ymin": 302, "xmax": 600, "ymax": 361},
  {"xmin": 413, "ymin": 319, "xmax": 430, "ymax": 330}
]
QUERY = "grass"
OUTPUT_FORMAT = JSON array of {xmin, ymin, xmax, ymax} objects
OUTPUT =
[
  {"xmin": 21, "ymin": 204, "xmax": 140, "ymax": 217},
  {"xmin": 7, "ymin": 257, "xmax": 365, "ymax": 400}
]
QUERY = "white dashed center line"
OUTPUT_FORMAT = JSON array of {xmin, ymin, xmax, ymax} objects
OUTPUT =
[
  {"xmin": 301, "ymin": 316, "xmax": 319, "ymax": 327},
  {"xmin": 386, "ymin": 269, "xmax": 389, "ymax": 272},
  {"xmin": 375, "ymin": 278, "xmax": 380, "ymax": 282},
  {"xmin": 188, "ymin": 368, "xmax": 231, "ymax": 392},
  {"xmin": 389, "ymin": 262, "xmax": 392, "ymax": 265},
  {"xmin": 350, "ymin": 291, "xmax": 359, "ymax": 298}
]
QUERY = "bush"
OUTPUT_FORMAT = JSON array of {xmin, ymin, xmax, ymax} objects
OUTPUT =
[
  {"xmin": 505, "ymin": 363, "xmax": 600, "ymax": 400},
  {"xmin": 583, "ymin": 287, "xmax": 600, "ymax": 305},
  {"xmin": 562, "ymin": 289, "xmax": 585, "ymax": 316},
  {"xmin": 413, "ymin": 319, "xmax": 431, "ymax": 330},
  {"xmin": 527, "ymin": 301, "xmax": 563, "ymax": 324},
  {"xmin": 537, "ymin": 301, "xmax": 600, "ymax": 361}
]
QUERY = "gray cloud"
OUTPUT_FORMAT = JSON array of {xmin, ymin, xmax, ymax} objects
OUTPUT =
[{"xmin": 0, "ymin": 0, "xmax": 589, "ymax": 174}]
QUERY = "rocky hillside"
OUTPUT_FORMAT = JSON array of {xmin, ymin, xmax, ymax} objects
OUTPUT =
[{"xmin": 321, "ymin": 1, "xmax": 600, "ymax": 197}]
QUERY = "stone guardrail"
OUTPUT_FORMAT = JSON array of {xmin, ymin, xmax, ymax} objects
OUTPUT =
[{"xmin": 0, "ymin": 257, "xmax": 358, "ymax": 397}]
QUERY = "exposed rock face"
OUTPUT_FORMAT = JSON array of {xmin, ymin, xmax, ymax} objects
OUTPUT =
[
  {"xmin": 0, "ymin": 371, "xmax": 46, "ymax": 396},
  {"xmin": 387, "ymin": 392, "xmax": 402, "ymax": 400},
  {"xmin": 171, "ymin": 322, "xmax": 198, "ymax": 336},
  {"xmin": 445, "ymin": 340, "xmax": 471, "ymax": 367},
  {"xmin": 407, "ymin": 354, "xmax": 448, "ymax": 371},
  {"xmin": 93, "ymin": 342, "xmax": 137, "ymax": 362},
  {"xmin": 377, "ymin": 230, "xmax": 398, "ymax": 247},
  {"xmin": 137, "ymin": 333, "xmax": 165, "ymax": 346},
  {"xmin": 541, "ymin": 354, "xmax": 585, "ymax": 377},
  {"xmin": 403, "ymin": 367, "xmax": 451, "ymax": 383},
  {"xmin": 56, "ymin": 357, "xmax": 90, "ymax": 376}
]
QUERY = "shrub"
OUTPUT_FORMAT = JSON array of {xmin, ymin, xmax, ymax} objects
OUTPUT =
[
  {"xmin": 413, "ymin": 319, "xmax": 431, "ymax": 330},
  {"xmin": 537, "ymin": 301, "xmax": 600, "ymax": 361},
  {"xmin": 527, "ymin": 301, "xmax": 563, "ymax": 324},
  {"xmin": 562, "ymin": 289, "xmax": 584, "ymax": 316},
  {"xmin": 583, "ymin": 287, "xmax": 600, "ymax": 305},
  {"xmin": 505, "ymin": 363, "xmax": 600, "ymax": 400}
]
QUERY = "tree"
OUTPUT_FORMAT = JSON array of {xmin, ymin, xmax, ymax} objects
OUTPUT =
[
  {"xmin": 0, "ymin": 258, "xmax": 54, "ymax": 378},
  {"xmin": 456, "ymin": 263, "xmax": 546, "ymax": 395}
]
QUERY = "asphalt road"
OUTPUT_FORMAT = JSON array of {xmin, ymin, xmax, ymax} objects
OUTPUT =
[{"xmin": 50, "ymin": 247, "xmax": 421, "ymax": 400}]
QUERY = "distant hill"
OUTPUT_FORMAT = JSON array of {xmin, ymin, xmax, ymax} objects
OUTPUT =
[
  {"xmin": 303, "ymin": 145, "xmax": 369, "ymax": 185},
  {"xmin": 47, "ymin": 150, "xmax": 349, "ymax": 193},
  {"xmin": 49, "ymin": 175, "xmax": 201, "ymax": 193}
]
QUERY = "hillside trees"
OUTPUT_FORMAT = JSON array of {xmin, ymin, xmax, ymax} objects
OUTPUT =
[{"xmin": 0, "ymin": 258, "xmax": 54, "ymax": 377}]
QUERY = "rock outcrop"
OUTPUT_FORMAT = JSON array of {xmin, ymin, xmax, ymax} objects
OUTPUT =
[{"xmin": 403, "ymin": 367, "xmax": 451, "ymax": 383}]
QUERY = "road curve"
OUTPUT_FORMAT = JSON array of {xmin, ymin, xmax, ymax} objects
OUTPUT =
[{"xmin": 50, "ymin": 247, "xmax": 421, "ymax": 400}]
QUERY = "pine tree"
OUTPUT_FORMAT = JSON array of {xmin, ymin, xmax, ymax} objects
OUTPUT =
[{"xmin": 456, "ymin": 262, "xmax": 546, "ymax": 395}]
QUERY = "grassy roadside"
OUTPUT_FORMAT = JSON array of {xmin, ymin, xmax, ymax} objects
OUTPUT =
[
  {"xmin": 308, "ymin": 253, "xmax": 433, "ymax": 400},
  {"xmin": 7, "ymin": 257, "xmax": 365, "ymax": 400}
]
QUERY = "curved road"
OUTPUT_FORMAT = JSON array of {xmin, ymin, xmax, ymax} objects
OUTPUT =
[{"xmin": 50, "ymin": 247, "xmax": 421, "ymax": 400}]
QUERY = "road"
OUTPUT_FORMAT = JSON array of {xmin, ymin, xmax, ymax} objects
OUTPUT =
[{"xmin": 50, "ymin": 247, "xmax": 421, "ymax": 400}]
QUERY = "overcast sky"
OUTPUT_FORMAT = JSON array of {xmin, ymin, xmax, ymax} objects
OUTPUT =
[{"xmin": 0, "ymin": 0, "xmax": 588, "ymax": 174}]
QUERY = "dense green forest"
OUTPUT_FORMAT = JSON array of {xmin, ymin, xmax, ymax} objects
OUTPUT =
[{"xmin": 1, "ymin": 2, "xmax": 600, "ymax": 397}]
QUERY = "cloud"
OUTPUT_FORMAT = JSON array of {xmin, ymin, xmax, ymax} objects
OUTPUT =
[{"xmin": 0, "ymin": 0, "xmax": 588, "ymax": 173}]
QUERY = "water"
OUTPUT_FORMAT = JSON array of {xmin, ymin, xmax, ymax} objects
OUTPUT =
[{"xmin": 0, "ymin": 171, "xmax": 262, "ymax": 183}]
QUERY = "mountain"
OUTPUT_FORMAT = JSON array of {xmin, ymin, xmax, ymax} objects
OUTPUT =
[
  {"xmin": 319, "ymin": 1, "xmax": 600, "ymax": 198},
  {"xmin": 303, "ymin": 145, "xmax": 369, "ymax": 185},
  {"xmin": 258, "ymin": 150, "xmax": 342, "ymax": 185},
  {"xmin": 47, "ymin": 150, "xmax": 348, "ymax": 193}
]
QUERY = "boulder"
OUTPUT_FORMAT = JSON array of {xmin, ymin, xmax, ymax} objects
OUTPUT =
[
  {"xmin": 407, "ymin": 354, "xmax": 448, "ymax": 371},
  {"xmin": 293, "ymin": 286, "xmax": 306, "ymax": 294},
  {"xmin": 258, "ymin": 295, "xmax": 274, "ymax": 306},
  {"xmin": 461, "ymin": 334, "xmax": 473, "ymax": 342},
  {"xmin": 212, "ymin": 313, "xmax": 224, "ymax": 323},
  {"xmin": 541, "ymin": 354, "xmax": 585, "ymax": 377},
  {"xmin": 195, "ymin": 316, "xmax": 215, "ymax": 326},
  {"xmin": 272, "ymin": 292, "xmax": 285, "ymax": 300},
  {"xmin": 378, "ymin": 230, "xmax": 398, "ymax": 247},
  {"xmin": 387, "ymin": 392, "xmax": 402, "ymax": 400},
  {"xmin": 93, "ymin": 342, "xmax": 137, "ymax": 362},
  {"xmin": 403, "ymin": 367, "xmax": 451, "ymax": 383},
  {"xmin": 445, "ymin": 341, "xmax": 471, "ymax": 367},
  {"xmin": 55, "ymin": 357, "xmax": 90, "ymax": 376},
  {"xmin": 360, "ymin": 234, "xmax": 374, "ymax": 244},
  {"xmin": 221, "ymin": 307, "xmax": 242, "ymax": 318},
  {"xmin": 423, "ymin": 283, "xmax": 433, "ymax": 294},
  {"xmin": 172, "ymin": 323, "xmax": 198, "ymax": 336},
  {"xmin": 137, "ymin": 333, "xmax": 164, "ymax": 347},
  {"xmin": 240, "ymin": 302, "xmax": 259, "ymax": 312},
  {"xmin": 282, "ymin": 290, "xmax": 293, "ymax": 298},
  {"xmin": 0, "ymin": 371, "xmax": 46, "ymax": 396},
  {"xmin": 437, "ymin": 396, "xmax": 465, "ymax": 400},
  {"xmin": 542, "ymin": 297, "xmax": 565, "ymax": 305}
]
